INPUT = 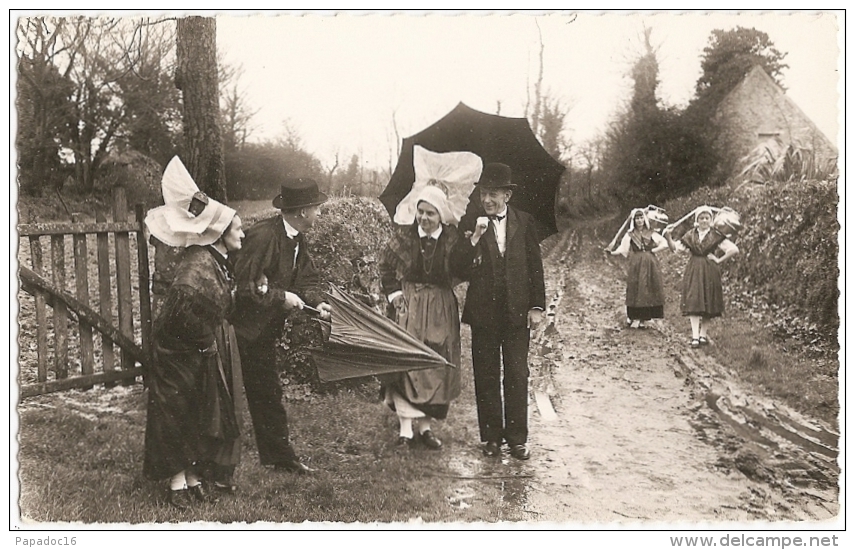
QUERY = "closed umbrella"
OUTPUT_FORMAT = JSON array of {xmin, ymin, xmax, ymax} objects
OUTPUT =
[{"xmin": 309, "ymin": 285, "xmax": 455, "ymax": 383}]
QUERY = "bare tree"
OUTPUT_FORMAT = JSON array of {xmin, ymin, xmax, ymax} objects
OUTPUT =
[
  {"xmin": 219, "ymin": 60, "xmax": 258, "ymax": 152},
  {"xmin": 278, "ymin": 118, "xmax": 304, "ymax": 152},
  {"xmin": 530, "ymin": 19, "xmax": 545, "ymax": 138},
  {"xmin": 15, "ymin": 17, "xmax": 72, "ymax": 195},
  {"xmin": 386, "ymin": 108, "xmax": 402, "ymax": 177},
  {"xmin": 327, "ymin": 150, "xmax": 340, "ymax": 189},
  {"xmin": 176, "ymin": 16, "xmax": 226, "ymax": 201}
]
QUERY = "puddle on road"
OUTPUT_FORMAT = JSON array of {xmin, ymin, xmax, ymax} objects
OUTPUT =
[
  {"xmin": 445, "ymin": 452, "xmax": 536, "ymax": 520},
  {"xmin": 690, "ymin": 390, "xmax": 839, "ymax": 504}
]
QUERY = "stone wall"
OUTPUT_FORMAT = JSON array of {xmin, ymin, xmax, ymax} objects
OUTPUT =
[{"xmin": 713, "ymin": 66, "xmax": 837, "ymax": 173}]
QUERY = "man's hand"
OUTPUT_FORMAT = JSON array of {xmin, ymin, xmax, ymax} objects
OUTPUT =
[
  {"xmin": 471, "ymin": 216, "xmax": 490, "ymax": 245},
  {"xmin": 282, "ymin": 291, "xmax": 305, "ymax": 310},
  {"xmin": 317, "ymin": 302, "xmax": 333, "ymax": 321},
  {"xmin": 527, "ymin": 308, "xmax": 544, "ymax": 329}
]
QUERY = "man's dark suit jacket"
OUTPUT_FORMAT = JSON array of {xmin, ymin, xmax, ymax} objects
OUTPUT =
[
  {"xmin": 229, "ymin": 215, "xmax": 324, "ymax": 342},
  {"xmin": 453, "ymin": 206, "xmax": 546, "ymax": 327}
]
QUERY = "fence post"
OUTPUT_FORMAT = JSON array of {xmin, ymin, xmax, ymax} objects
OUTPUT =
[
  {"xmin": 72, "ymin": 213, "xmax": 95, "ymax": 389},
  {"xmin": 135, "ymin": 203, "xmax": 153, "ymax": 381},
  {"xmin": 50, "ymin": 234, "xmax": 68, "ymax": 380},
  {"xmin": 95, "ymin": 211, "xmax": 116, "ymax": 387},
  {"xmin": 112, "ymin": 186, "xmax": 135, "ymax": 385},
  {"xmin": 28, "ymin": 236, "xmax": 48, "ymax": 384}
]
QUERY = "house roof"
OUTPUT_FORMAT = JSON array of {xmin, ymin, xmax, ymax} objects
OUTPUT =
[{"xmin": 720, "ymin": 65, "xmax": 837, "ymax": 154}]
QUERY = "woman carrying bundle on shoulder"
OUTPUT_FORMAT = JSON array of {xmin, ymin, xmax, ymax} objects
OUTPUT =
[
  {"xmin": 607, "ymin": 208, "xmax": 669, "ymax": 329},
  {"xmin": 664, "ymin": 205, "xmax": 739, "ymax": 348}
]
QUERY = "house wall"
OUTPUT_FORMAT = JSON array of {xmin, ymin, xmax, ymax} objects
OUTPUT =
[{"xmin": 713, "ymin": 67, "xmax": 838, "ymax": 171}]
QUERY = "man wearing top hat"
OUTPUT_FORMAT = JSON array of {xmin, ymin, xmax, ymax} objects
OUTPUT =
[
  {"xmin": 230, "ymin": 178, "xmax": 333, "ymax": 474},
  {"xmin": 451, "ymin": 163, "xmax": 545, "ymax": 461}
]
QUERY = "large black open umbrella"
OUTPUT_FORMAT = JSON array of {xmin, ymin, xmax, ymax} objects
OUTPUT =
[
  {"xmin": 310, "ymin": 285, "xmax": 455, "ymax": 383},
  {"xmin": 380, "ymin": 102, "xmax": 566, "ymax": 240}
]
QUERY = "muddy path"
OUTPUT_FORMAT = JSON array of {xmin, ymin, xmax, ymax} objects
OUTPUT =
[{"xmin": 443, "ymin": 226, "xmax": 839, "ymax": 524}]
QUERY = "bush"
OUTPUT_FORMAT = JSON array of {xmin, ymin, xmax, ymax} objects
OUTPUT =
[
  {"xmin": 662, "ymin": 179, "xmax": 839, "ymax": 352},
  {"xmin": 252, "ymin": 197, "xmax": 395, "ymax": 396},
  {"xmin": 95, "ymin": 150, "xmax": 163, "ymax": 210}
]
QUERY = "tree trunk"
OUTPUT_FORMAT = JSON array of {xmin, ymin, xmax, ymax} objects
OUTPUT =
[{"xmin": 176, "ymin": 16, "xmax": 227, "ymax": 202}]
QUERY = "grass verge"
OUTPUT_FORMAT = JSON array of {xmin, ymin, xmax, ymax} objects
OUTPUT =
[
  {"xmin": 16, "ymin": 327, "xmax": 526, "ymax": 524},
  {"xmin": 657, "ymin": 255, "xmax": 839, "ymax": 430}
]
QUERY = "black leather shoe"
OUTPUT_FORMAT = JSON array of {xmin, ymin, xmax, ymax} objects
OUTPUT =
[
  {"xmin": 188, "ymin": 483, "xmax": 216, "ymax": 503},
  {"xmin": 420, "ymin": 430, "xmax": 442, "ymax": 450},
  {"xmin": 482, "ymin": 440, "xmax": 501, "ymax": 457},
  {"xmin": 274, "ymin": 459, "xmax": 316, "ymax": 475},
  {"xmin": 212, "ymin": 478, "xmax": 238, "ymax": 494},
  {"xmin": 397, "ymin": 436, "xmax": 414, "ymax": 447},
  {"xmin": 509, "ymin": 444, "xmax": 531, "ymax": 461},
  {"xmin": 166, "ymin": 488, "xmax": 193, "ymax": 510}
]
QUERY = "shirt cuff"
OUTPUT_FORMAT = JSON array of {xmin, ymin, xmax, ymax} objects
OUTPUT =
[{"xmin": 387, "ymin": 290, "xmax": 403, "ymax": 303}]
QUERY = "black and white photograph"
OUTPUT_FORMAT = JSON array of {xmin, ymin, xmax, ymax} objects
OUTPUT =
[{"xmin": 8, "ymin": 8, "xmax": 844, "ymax": 541}]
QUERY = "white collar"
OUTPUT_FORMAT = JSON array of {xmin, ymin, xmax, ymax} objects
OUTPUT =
[
  {"xmin": 211, "ymin": 245, "xmax": 228, "ymax": 260},
  {"xmin": 282, "ymin": 218, "xmax": 300, "ymax": 239},
  {"xmin": 418, "ymin": 225, "xmax": 443, "ymax": 239},
  {"xmin": 495, "ymin": 207, "xmax": 509, "ymax": 220}
]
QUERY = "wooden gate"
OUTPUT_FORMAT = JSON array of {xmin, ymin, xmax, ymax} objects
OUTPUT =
[{"xmin": 17, "ymin": 186, "xmax": 153, "ymax": 398}]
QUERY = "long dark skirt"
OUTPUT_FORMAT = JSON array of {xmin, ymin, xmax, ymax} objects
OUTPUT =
[
  {"xmin": 625, "ymin": 250, "xmax": 665, "ymax": 320},
  {"xmin": 143, "ymin": 324, "xmax": 242, "ymax": 481},
  {"xmin": 382, "ymin": 282, "xmax": 461, "ymax": 420},
  {"xmin": 681, "ymin": 255, "xmax": 724, "ymax": 318}
]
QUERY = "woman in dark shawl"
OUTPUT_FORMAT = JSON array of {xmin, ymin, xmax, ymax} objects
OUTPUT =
[{"xmin": 142, "ymin": 157, "xmax": 246, "ymax": 509}]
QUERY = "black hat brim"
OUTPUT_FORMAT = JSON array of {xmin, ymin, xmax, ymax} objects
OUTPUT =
[
  {"xmin": 272, "ymin": 192, "xmax": 329, "ymax": 210},
  {"xmin": 476, "ymin": 182, "xmax": 518, "ymax": 189}
]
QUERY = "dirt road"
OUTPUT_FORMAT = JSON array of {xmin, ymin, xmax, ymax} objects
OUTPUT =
[{"xmin": 442, "ymin": 227, "xmax": 839, "ymax": 524}]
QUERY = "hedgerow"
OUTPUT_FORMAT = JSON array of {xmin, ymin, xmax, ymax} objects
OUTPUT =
[
  {"xmin": 662, "ymin": 179, "xmax": 839, "ymax": 354},
  {"xmin": 246, "ymin": 197, "xmax": 395, "ymax": 398}
]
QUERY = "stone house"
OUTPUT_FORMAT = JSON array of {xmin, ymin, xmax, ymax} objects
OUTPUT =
[{"xmin": 713, "ymin": 65, "xmax": 838, "ymax": 172}]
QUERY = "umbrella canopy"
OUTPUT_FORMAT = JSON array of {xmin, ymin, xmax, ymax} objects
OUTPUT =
[
  {"xmin": 310, "ymin": 285, "xmax": 455, "ymax": 383},
  {"xmin": 380, "ymin": 102, "xmax": 566, "ymax": 240}
]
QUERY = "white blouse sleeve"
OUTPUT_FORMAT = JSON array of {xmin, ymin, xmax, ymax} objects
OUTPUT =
[
  {"xmin": 718, "ymin": 238, "xmax": 738, "ymax": 254},
  {"xmin": 671, "ymin": 237, "xmax": 689, "ymax": 253},
  {"xmin": 614, "ymin": 233, "xmax": 631, "ymax": 257}
]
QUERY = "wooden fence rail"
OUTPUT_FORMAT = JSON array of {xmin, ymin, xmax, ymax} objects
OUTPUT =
[{"xmin": 17, "ymin": 186, "xmax": 152, "ymax": 398}]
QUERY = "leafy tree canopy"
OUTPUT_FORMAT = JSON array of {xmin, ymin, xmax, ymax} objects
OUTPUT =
[{"xmin": 694, "ymin": 26, "xmax": 788, "ymax": 112}]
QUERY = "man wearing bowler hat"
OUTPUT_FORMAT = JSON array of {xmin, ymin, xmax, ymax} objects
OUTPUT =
[
  {"xmin": 451, "ymin": 163, "xmax": 545, "ymax": 460},
  {"xmin": 230, "ymin": 178, "xmax": 333, "ymax": 475}
]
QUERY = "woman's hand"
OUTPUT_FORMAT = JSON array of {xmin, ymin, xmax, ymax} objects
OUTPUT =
[
  {"xmin": 392, "ymin": 294, "xmax": 408, "ymax": 316},
  {"xmin": 200, "ymin": 341, "xmax": 218, "ymax": 356},
  {"xmin": 252, "ymin": 275, "xmax": 270, "ymax": 301},
  {"xmin": 706, "ymin": 253, "xmax": 720, "ymax": 264}
]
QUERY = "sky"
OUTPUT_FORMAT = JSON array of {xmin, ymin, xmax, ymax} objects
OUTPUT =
[{"xmin": 215, "ymin": 10, "xmax": 843, "ymax": 170}]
